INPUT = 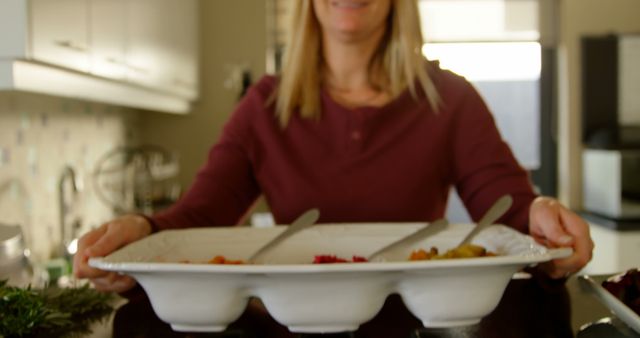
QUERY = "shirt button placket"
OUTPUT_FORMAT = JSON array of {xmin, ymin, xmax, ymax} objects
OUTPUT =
[
  {"xmin": 349, "ymin": 110, "xmax": 365, "ymax": 153},
  {"xmin": 350, "ymin": 130, "xmax": 362, "ymax": 141}
]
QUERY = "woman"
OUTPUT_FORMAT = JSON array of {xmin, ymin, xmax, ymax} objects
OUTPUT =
[{"xmin": 74, "ymin": 0, "xmax": 593, "ymax": 294}]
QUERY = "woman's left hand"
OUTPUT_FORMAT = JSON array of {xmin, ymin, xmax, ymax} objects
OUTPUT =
[{"xmin": 528, "ymin": 196, "xmax": 595, "ymax": 279}]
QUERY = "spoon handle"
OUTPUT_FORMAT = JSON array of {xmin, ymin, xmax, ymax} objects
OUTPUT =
[
  {"xmin": 458, "ymin": 195, "xmax": 513, "ymax": 246},
  {"xmin": 248, "ymin": 208, "xmax": 320, "ymax": 264},
  {"xmin": 368, "ymin": 218, "xmax": 448, "ymax": 262}
]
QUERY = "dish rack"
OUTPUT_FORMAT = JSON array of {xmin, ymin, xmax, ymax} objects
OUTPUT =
[{"xmin": 92, "ymin": 145, "xmax": 181, "ymax": 215}]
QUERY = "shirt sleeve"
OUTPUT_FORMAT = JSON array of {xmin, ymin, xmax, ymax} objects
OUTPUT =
[
  {"xmin": 451, "ymin": 80, "xmax": 537, "ymax": 234},
  {"xmin": 149, "ymin": 87, "xmax": 263, "ymax": 231}
]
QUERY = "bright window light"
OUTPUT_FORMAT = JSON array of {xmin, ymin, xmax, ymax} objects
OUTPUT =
[
  {"xmin": 419, "ymin": 0, "xmax": 539, "ymax": 42},
  {"xmin": 422, "ymin": 42, "xmax": 541, "ymax": 82}
]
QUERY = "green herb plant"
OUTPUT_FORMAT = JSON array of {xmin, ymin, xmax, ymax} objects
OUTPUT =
[{"xmin": 0, "ymin": 280, "xmax": 114, "ymax": 338}]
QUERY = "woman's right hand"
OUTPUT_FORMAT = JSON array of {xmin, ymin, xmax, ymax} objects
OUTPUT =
[{"xmin": 73, "ymin": 214, "xmax": 152, "ymax": 293}]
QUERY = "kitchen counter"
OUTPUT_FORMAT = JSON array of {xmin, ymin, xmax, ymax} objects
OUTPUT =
[
  {"xmin": 88, "ymin": 270, "xmax": 638, "ymax": 338},
  {"xmin": 580, "ymin": 212, "xmax": 640, "ymax": 231},
  {"xmin": 579, "ymin": 213, "xmax": 640, "ymax": 275}
]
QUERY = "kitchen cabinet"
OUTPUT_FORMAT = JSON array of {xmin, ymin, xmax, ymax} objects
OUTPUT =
[
  {"xmin": 125, "ymin": 0, "xmax": 199, "ymax": 99},
  {"xmin": 125, "ymin": 0, "xmax": 166, "ymax": 90},
  {"xmin": 89, "ymin": 0, "xmax": 127, "ymax": 80},
  {"xmin": 0, "ymin": 0, "xmax": 199, "ymax": 114},
  {"xmin": 90, "ymin": 0, "xmax": 199, "ymax": 97},
  {"xmin": 30, "ymin": 0, "xmax": 90, "ymax": 73},
  {"xmin": 161, "ymin": 0, "xmax": 199, "ymax": 99}
]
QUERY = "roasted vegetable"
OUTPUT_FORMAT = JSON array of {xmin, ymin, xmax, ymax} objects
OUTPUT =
[
  {"xmin": 409, "ymin": 244, "xmax": 496, "ymax": 261},
  {"xmin": 313, "ymin": 255, "xmax": 368, "ymax": 264},
  {"xmin": 207, "ymin": 255, "xmax": 245, "ymax": 265}
]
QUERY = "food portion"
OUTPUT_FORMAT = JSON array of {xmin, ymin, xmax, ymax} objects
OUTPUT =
[
  {"xmin": 205, "ymin": 255, "xmax": 371, "ymax": 264},
  {"xmin": 602, "ymin": 268, "xmax": 640, "ymax": 316},
  {"xmin": 177, "ymin": 255, "xmax": 246, "ymax": 264},
  {"xmin": 183, "ymin": 244, "xmax": 496, "ymax": 265},
  {"xmin": 181, "ymin": 254, "xmax": 370, "ymax": 264},
  {"xmin": 409, "ymin": 244, "xmax": 496, "ymax": 261},
  {"xmin": 207, "ymin": 255, "xmax": 245, "ymax": 265},
  {"xmin": 313, "ymin": 255, "xmax": 368, "ymax": 264}
]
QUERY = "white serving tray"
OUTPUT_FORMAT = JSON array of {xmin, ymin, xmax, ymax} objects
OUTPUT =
[{"xmin": 90, "ymin": 223, "xmax": 571, "ymax": 333}]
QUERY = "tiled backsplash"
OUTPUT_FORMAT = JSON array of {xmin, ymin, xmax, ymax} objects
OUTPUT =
[{"xmin": 0, "ymin": 92, "xmax": 139, "ymax": 262}]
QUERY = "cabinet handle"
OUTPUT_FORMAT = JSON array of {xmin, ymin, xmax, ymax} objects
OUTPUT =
[
  {"xmin": 106, "ymin": 57, "xmax": 125, "ymax": 65},
  {"xmin": 55, "ymin": 40, "xmax": 88, "ymax": 53},
  {"xmin": 126, "ymin": 64, "xmax": 150, "ymax": 74}
]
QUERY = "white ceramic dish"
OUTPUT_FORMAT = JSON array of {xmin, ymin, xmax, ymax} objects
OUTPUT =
[
  {"xmin": 90, "ymin": 223, "xmax": 571, "ymax": 333},
  {"xmin": 579, "ymin": 274, "xmax": 640, "ymax": 334}
]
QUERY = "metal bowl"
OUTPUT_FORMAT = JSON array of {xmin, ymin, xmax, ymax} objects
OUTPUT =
[{"xmin": 0, "ymin": 223, "xmax": 33, "ymax": 286}]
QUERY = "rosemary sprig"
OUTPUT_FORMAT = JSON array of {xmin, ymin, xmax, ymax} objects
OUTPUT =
[{"xmin": 0, "ymin": 280, "xmax": 115, "ymax": 338}]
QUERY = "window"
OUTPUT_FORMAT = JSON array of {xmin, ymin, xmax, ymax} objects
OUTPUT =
[
  {"xmin": 420, "ymin": 0, "xmax": 541, "ymax": 169},
  {"xmin": 418, "ymin": 0, "xmax": 547, "ymax": 221}
]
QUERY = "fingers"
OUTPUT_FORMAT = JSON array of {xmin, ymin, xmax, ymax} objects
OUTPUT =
[
  {"xmin": 529, "ymin": 197, "xmax": 573, "ymax": 247},
  {"xmin": 550, "ymin": 209, "xmax": 594, "ymax": 277},
  {"xmin": 84, "ymin": 222, "xmax": 127, "ymax": 257},
  {"xmin": 73, "ymin": 215, "xmax": 152, "ymax": 292},
  {"xmin": 73, "ymin": 225, "xmax": 110, "ymax": 279},
  {"xmin": 529, "ymin": 197, "xmax": 595, "ymax": 279},
  {"xmin": 92, "ymin": 273, "xmax": 136, "ymax": 293}
]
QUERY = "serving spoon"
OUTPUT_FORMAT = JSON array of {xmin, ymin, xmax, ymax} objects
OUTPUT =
[
  {"xmin": 457, "ymin": 194, "xmax": 513, "ymax": 246},
  {"xmin": 367, "ymin": 195, "xmax": 513, "ymax": 262},
  {"xmin": 247, "ymin": 208, "xmax": 320, "ymax": 264},
  {"xmin": 367, "ymin": 218, "xmax": 449, "ymax": 262}
]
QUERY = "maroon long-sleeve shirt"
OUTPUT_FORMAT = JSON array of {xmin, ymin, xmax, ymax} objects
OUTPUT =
[{"xmin": 151, "ymin": 65, "xmax": 537, "ymax": 234}]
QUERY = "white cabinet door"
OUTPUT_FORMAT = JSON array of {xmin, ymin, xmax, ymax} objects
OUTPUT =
[
  {"xmin": 30, "ymin": 0, "xmax": 90, "ymax": 72},
  {"xmin": 124, "ymin": 0, "xmax": 165, "ymax": 89},
  {"xmin": 125, "ymin": 0, "xmax": 198, "ymax": 98},
  {"xmin": 3, "ymin": 0, "xmax": 198, "ymax": 112},
  {"xmin": 162, "ymin": 0, "xmax": 199, "ymax": 99},
  {"xmin": 89, "ymin": 0, "xmax": 126, "ymax": 80}
]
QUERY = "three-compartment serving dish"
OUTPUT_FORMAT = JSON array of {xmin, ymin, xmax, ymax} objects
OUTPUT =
[{"xmin": 89, "ymin": 223, "xmax": 571, "ymax": 333}]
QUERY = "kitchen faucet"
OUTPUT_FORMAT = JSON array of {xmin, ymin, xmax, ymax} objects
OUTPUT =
[{"xmin": 58, "ymin": 165, "xmax": 80, "ymax": 259}]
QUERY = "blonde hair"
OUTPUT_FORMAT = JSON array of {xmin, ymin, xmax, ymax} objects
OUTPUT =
[{"xmin": 276, "ymin": 0, "xmax": 440, "ymax": 127}]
